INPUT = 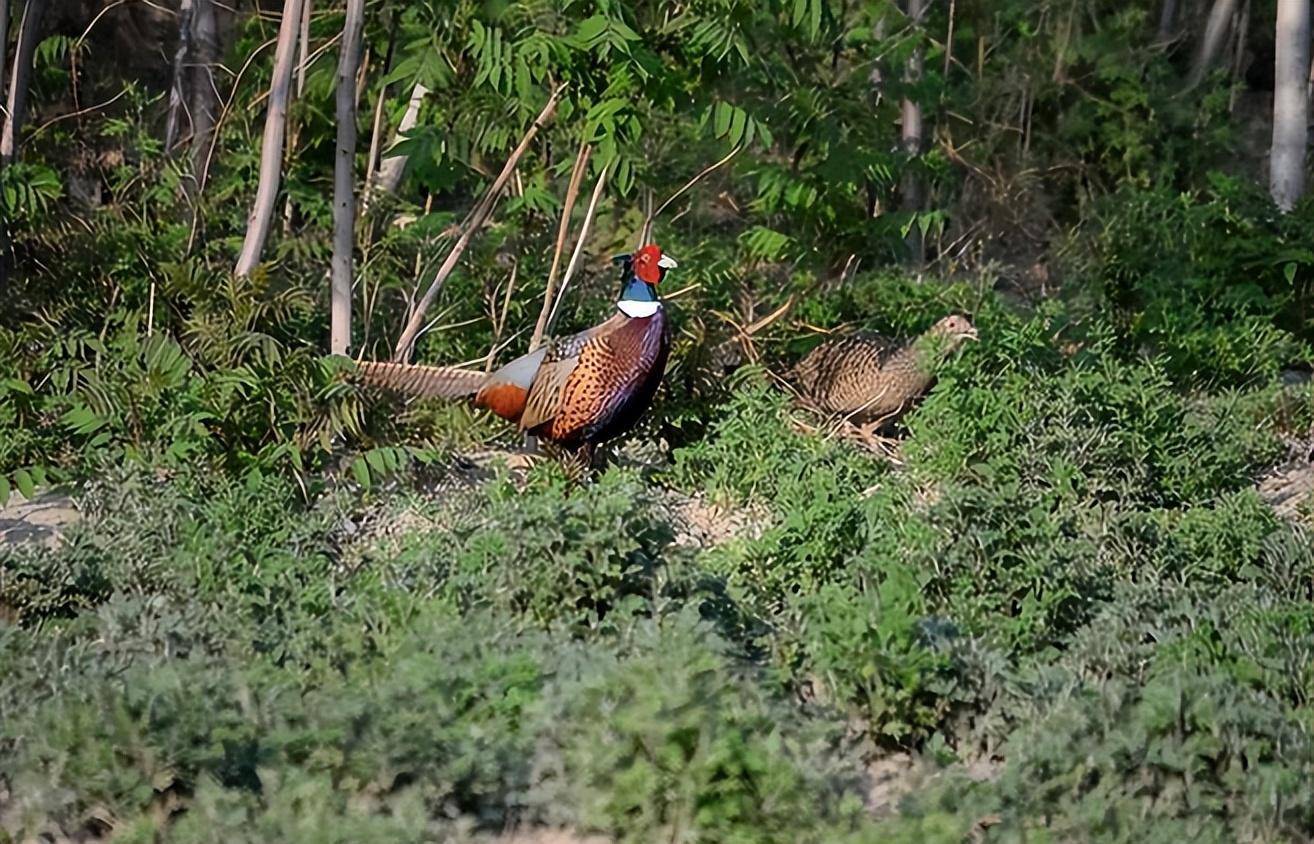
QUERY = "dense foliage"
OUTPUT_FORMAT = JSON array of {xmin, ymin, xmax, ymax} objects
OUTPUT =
[{"xmin": 2, "ymin": 0, "xmax": 1313, "ymax": 840}]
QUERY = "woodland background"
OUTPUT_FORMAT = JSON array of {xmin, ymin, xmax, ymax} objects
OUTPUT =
[{"xmin": 1, "ymin": 0, "xmax": 1314, "ymax": 841}]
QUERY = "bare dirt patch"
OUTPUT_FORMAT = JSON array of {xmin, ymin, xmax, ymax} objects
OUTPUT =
[{"xmin": 0, "ymin": 490, "xmax": 80, "ymax": 549}]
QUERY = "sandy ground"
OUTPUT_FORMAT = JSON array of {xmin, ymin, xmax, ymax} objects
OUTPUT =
[{"xmin": 0, "ymin": 490, "xmax": 79, "ymax": 549}]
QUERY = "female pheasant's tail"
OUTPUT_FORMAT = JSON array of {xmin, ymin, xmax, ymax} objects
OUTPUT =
[{"xmin": 355, "ymin": 360, "xmax": 487, "ymax": 399}]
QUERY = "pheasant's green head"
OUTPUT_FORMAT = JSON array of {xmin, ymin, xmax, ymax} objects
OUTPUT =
[{"xmin": 613, "ymin": 244, "xmax": 678, "ymax": 307}]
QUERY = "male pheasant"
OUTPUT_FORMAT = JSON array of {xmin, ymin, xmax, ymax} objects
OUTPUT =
[
  {"xmin": 357, "ymin": 244, "xmax": 677, "ymax": 461},
  {"xmin": 789, "ymin": 314, "xmax": 977, "ymax": 446}
]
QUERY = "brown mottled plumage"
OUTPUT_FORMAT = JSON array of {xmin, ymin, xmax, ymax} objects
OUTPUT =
[{"xmin": 790, "ymin": 315, "xmax": 977, "ymax": 425}]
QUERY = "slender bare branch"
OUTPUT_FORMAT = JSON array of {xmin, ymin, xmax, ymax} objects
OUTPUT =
[
  {"xmin": 486, "ymin": 259, "xmax": 518, "ymax": 372},
  {"xmin": 392, "ymin": 86, "xmax": 564, "ymax": 362},
  {"xmin": 900, "ymin": 0, "xmax": 927, "ymax": 264},
  {"xmin": 189, "ymin": 0, "xmax": 219, "ymax": 181},
  {"xmin": 546, "ymin": 163, "xmax": 609, "ymax": 336},
  {"xmin": 1157, "ymin": 0, "xmax": 1180, "ymax": 41},
  {"xmin": 530, "ymin": 140, "xmax": 591, "ymax": 351},
  {"xmin": 652, "ymin": 145, "xmax": 741, "ymax": 222}
]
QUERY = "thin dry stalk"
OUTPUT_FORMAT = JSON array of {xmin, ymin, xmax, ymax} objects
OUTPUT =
[
  {"xmin": 545, "ymin": 162, "xmax": 609, "ymax": 336},
  {"xmin": 391, "ymin": 86, "xmax": 564, "ymax": 362},
  {"xmin": 485, "ymin": 260, "xmax": 518, "ymax": 372},
  {"xmin": 529, "ymin": 141, "xmax": 591, "ymax": 351},
  {"xmin": 640, "ymin": 145, "xmax": 741, "ymax": 241}
]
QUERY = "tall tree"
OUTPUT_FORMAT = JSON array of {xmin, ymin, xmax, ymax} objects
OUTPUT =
[
  {"xmin": 1270, "ymin": 0, "xmax": 1310, "ymax": 211},
  {"xmin": 900, "ymin": 0, "xmax": 928, "ymax": 264},
  {"xmin": 233, "ymin": 0, "xmax": 305, "ymax": 277},
  {"xmin": 331, "ymin": 0, "xmax": 366, "ymax": 355},
  {"xmin": 1187, "ymin": 0, "xmax": 1240, "ymax": 88},
  {"xmin": 0, "ymin": 0, "xmax": 48, "ymax": 163},
  {"xmin": 164, "ymin": 0, "xmax": 196, "ymax": 153},
  {"xmin": 189, "ymin": 0, "xmax": 219, "ymax": 184}
]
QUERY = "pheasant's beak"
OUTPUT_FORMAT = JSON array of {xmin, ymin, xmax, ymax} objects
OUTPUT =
[
  {"xmin": 658, "ymin": 254, "xmax": 679, "ymax": 269},
  {"xmin": 960, "ymin": 326, "xmax": 979, "ymax": 341}
]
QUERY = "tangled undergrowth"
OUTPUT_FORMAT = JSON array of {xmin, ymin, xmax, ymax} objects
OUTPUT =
[{"xmin": 3, "ymin": 272, "xmax": 1312, "ymax": 841}]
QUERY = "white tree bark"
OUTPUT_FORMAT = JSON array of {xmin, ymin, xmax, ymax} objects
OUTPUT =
[
  {"xmin": 1187, "ymin": 0, "xmax": 1240, "ymax": 88},
  {"xmin": 331, "ymin": 0, "xmax": 366, "ymax": 355},
  {"xmin": 364, "ymin": 79, "xmax": 429, "ymax": 208},
  {"xmin": 234, "ymin": 0, "xmax": 306, "ymax": 277},
  {"xmin": 1, "ymin": 0, "xmax": 48, "ymax": 163},
  {"xmin": 1270, "ymin": 0, "xmax": 1310, "ymax": 211},
  {"xmin": 900, "ymin": 0, "xmax": 927, "ymax": 264}
]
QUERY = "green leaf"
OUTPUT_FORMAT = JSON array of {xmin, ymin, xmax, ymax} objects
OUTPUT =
[
  {"xmin": 728, "ymin": 107, "xmax": 748, "ymax": 147},
  {"xmin": 0, "ymin": 476, "xmax": 9, "ymax": 507},
  {"xmin": 351, "ymin": 456, "xmax": 371, "ymax": 488},
  {"xmin": 714, "ymin": 102, "xmax": 732, "ymax": 137},
  {"xmin": 14, "ymin": 468, "xmax": 35, "ymax": 500},
  {"xmin": 576, "ymin": 15, "xmax": 609, "ymax": 44}
]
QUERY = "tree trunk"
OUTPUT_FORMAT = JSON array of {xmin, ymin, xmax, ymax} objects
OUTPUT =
[
  {"xmin": 233, "ymin": 0, "xmax": 306, "ymax": 277},
  {"xmin": 0, "ymin": 0, "xmax": 11, "ymax": 108},
  {"xmin": 1187, "ymin": 0, "xmax": 1240, "ymax": 88},
  {"xmin": 331, "ymin": 0, "xmax": 365, "ymax": 355},
  {"xmin": 1226, "ymin": 0, "xmax": 1250, "ymax": 113},
  {"xmin": 1157, "ymin": 0, "xmax": 1180, "ymax": 41},
  {"xmin": 1271, "ymin": 0, "xmax": 1310, "ymax": 211},
  {"xmin": 282, "ymin": 0, "xmax": 311, "ymax": 235},
  {"xmin": 164, "ymin": 0, "xmax": 196, "ymax": 152},
  {"xmin": 1307, "ymin": 49, "xmax": 1314, "ymax": 105},
  {"xmin": 189, "ymin": 0, "xmax": 219, "ymax": 186},
  {"xmin": 1, "ymin": 0, "xmax": 48, "ymax": 163},
  {"xmin": 364, "ymin": 80, "xmax": 429, "ymax": 208},
  {"xmin": 900, "ymin": 0, "xmax": 927, "ymax": 264}
]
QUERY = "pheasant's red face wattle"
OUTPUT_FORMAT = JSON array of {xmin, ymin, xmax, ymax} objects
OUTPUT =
[{"xmin": 634, "ymin": 244, "xmax": 663, "ymax": 284}]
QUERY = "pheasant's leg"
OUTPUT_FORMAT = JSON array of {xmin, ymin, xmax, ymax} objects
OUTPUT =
[{"xmin": 846, "ymin": 419, "xmax": 901, "ymax": 458}]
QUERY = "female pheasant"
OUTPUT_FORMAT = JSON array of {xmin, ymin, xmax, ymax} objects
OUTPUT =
[
  {"xmin": 789, "ymin": 314, "xmax": 977, "ymax": 447},
  {"xmin": 357, "ymin": 244, "xmax": 677, "ymax": 460}
]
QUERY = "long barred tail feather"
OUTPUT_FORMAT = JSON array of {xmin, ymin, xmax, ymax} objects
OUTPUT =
[{"xmin": 355, "ymin": 360, "xmax": 487, "ymax": 399}]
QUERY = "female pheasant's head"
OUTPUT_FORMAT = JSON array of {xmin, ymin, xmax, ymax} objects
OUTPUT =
[
  {"xmin": 916, "ymin": 314, "xmax": 978, "ymax": 363},
  {"xmin": 613, "ymin": 244, "xmax": 678, "ymax": 317}
]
